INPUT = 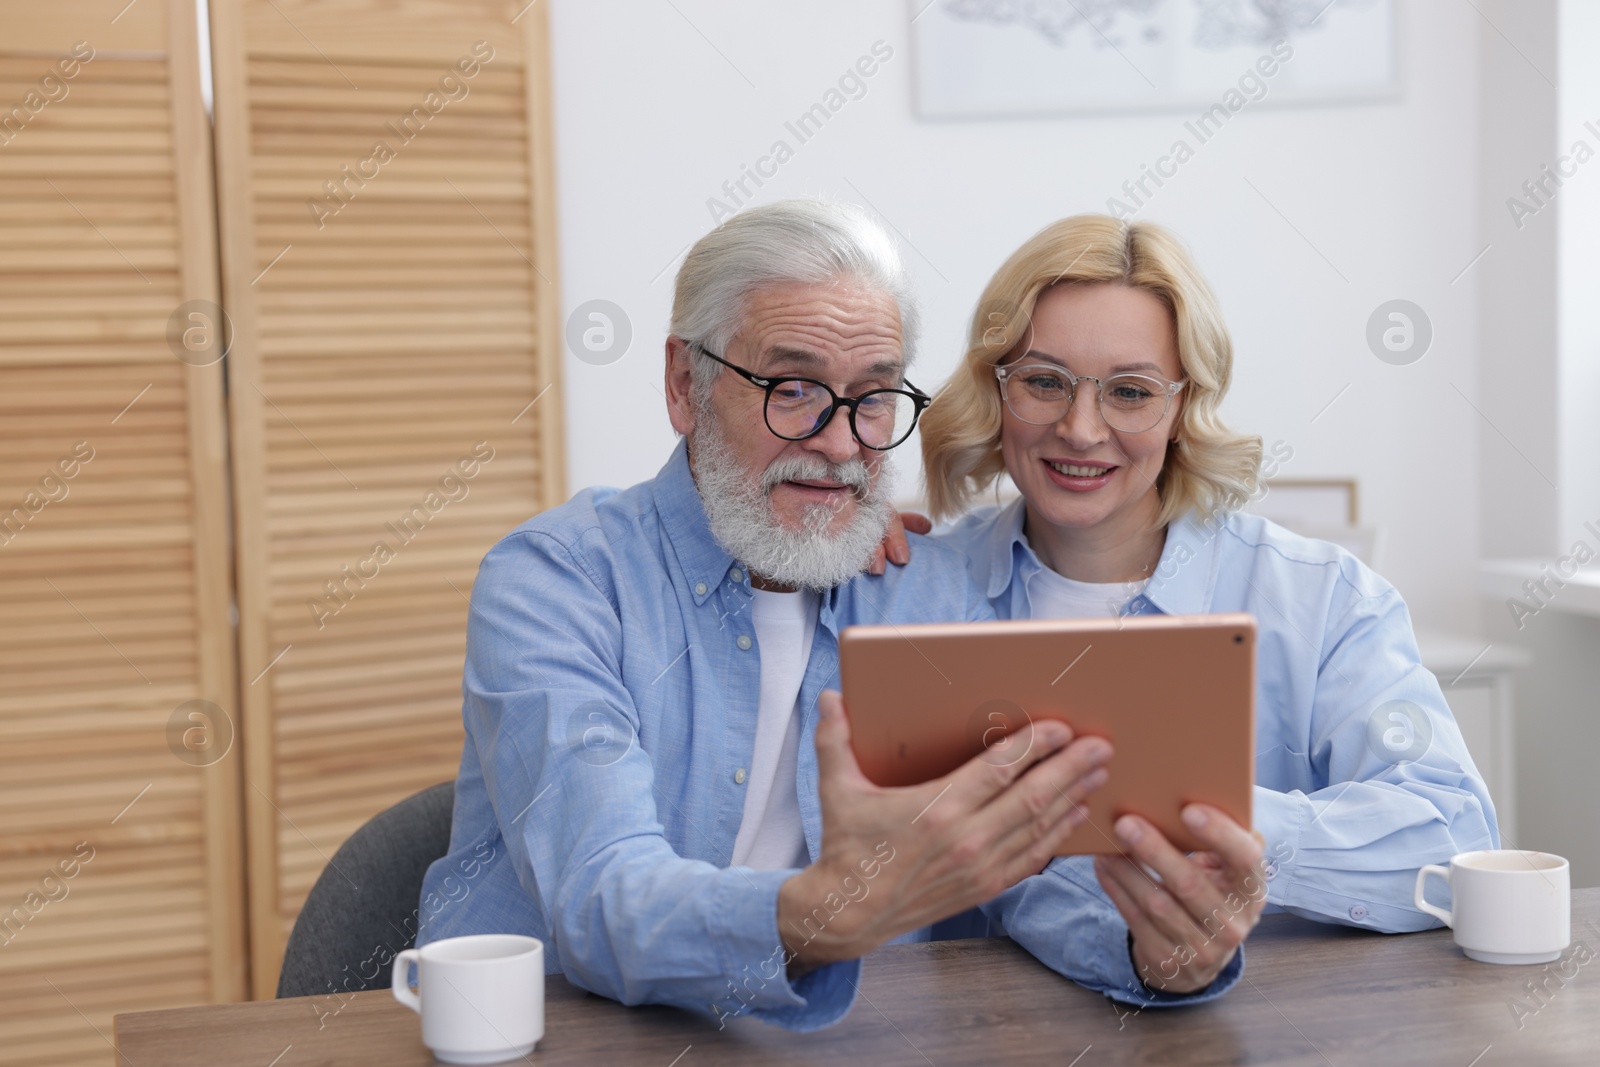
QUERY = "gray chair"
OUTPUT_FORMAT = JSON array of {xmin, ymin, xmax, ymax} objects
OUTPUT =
[{"xmin": 276, "ymin": 781, "xmax": 455, "ymax": 999}]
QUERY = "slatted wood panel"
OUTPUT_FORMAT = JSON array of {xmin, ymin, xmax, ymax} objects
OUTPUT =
[
  {"xmin": 0, "ymin": 1, "xmax": 246, "ymax": 1063},
  {"xmin": 209, "ymin": 0, "xmax": 565, "ymax": 996}
]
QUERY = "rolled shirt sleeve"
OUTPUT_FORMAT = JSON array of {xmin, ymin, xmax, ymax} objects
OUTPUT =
[{"xmin": 1251, "ymin": 584, "xmax": 1499, "ymax": 931}]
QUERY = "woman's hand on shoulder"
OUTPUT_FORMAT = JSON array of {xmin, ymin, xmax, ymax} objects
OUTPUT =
[{"xmin": 867, "ymin": 511, "xmax": 933, "ymax": 574}]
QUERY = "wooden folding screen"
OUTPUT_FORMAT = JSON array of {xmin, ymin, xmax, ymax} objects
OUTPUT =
[
  {"xmin": 0, "ymin": 1, "xmax": 245, "ymax": 1063},
  {"xmin": 208, "ymin": 0, "xmax": 565, "ymax": 996}
]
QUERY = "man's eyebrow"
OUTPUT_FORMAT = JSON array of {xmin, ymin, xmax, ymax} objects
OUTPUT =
[
  {"xmin": 759, "ymin": 346, "xmax": 825, "ymax": 371},
  {"xmin": 759, "ymin": 346, "xmax": 903, "ymax": 381},
  {"xmin": 1019, "ymin": 349, "xmax": 1165, "ymax": 375}
]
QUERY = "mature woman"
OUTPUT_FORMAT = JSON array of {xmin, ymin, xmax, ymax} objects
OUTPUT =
[{"xmin": 908, "ymin": 215, "xmax": 1498, "ymax": 957}]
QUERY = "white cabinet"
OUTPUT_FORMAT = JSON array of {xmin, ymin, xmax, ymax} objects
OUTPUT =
[{"xmin": 1414, "ymin": 630, "xmax": 1527, "ymax": 846}]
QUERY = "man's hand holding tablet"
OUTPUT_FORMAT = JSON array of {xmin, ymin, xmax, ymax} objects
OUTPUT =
[{"xmin": 777, "ymin": 689, "xmax": 1113, "ymax": 978}]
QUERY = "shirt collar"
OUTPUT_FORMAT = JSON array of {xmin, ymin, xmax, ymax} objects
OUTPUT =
[
  {"xmin": 981, "ymin": 498, "xmax": 1220, "ymax": 615},
  {"xmin": 650, "ymin": 439, "xmax": 736, "ymax": 607},
  {"xmin": 983, "ymin": 497, "xmax": 1031, "ymax": 600},
  {"xmin": 1139, "ymin": 509, "xmax": 1222, "ymax": 616},
  {"xmin": 649, "ymin": 438, "xmax": 848, "ymax": 624}
]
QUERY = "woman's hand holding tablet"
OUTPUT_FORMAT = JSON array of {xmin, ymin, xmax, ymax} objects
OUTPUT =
[{"xmin": 1095, "ymin": 805, "xmax": 1268, "ymax": 994}]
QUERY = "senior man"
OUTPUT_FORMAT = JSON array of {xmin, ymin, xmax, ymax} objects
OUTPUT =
[{"xmin": 416, "ymin": 200, "xmax": 1251, "ymax": 1029}]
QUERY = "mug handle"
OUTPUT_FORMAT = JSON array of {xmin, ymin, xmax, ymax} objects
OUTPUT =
[
  {"xmin": 1414, "ymin": 864, "xmax": 1453, "ymax": 927},
  {"xmin": 391, "ymin": 949, "xmax": 421, "ymax": 1014}
]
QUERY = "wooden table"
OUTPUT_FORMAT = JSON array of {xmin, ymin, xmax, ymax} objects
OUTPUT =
[{"xmin": 116, "ymin": 889, "xmax": 1600, "ymax": 1066}]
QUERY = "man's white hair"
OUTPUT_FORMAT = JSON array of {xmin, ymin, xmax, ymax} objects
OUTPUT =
[{"xmin": 670, "ymin": 199, "xmax": 920, "ymax": 401}]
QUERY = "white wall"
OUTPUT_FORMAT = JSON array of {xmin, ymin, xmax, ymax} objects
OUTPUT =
[
  {"xmin": 1559, "ymin": 0, "xmax": 1600, "ymax": 540},
  {"xmin": 1481, "ymin": 0, "xmax": 1600, "ymax": 888},
  {"xmin": 545, "ymin": 0, "xmax": 1484, "ymax": 630},
  {"xmin": 1475, "ymin": 0, "xmax": 1560, "ymax": 560}
]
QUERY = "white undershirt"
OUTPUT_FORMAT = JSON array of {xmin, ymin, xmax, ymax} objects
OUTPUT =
[
  {"xmin": 729, "ymin": 587, "xmax": 818, "ymax": 870},
  {"xmin": 1026, "ymin": 564, "xmax": 1149, "ymax": 620}
]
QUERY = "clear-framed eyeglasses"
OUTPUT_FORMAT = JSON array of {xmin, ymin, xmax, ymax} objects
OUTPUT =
[{"xmin": 994, "ymin": 362, "xmax": 1184, "ymax": 434}]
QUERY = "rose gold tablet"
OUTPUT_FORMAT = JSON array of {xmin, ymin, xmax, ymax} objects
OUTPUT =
[{"xmin": 839, "ymin": 613, "xmax": 1255, "ymax": 855}]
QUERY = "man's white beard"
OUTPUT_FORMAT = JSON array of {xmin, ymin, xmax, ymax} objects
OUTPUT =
[{"xmin": 691, "ymin": 410, "xmax": 896, "ymax": 593}]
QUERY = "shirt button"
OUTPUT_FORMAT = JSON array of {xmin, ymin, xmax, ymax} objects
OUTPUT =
[
  {"xmin": 736, "ymin": 634, "xmax": 752, "ymax": 650},
  {"xmin": 1349, "ymin": 905, "xmax": 1368, "ymax": 922},
  {"xmin": 730, "ymin": 568, "xmax": 744, "ymax": 583},
  {"xmin": 1263, "ymin": 862, "xmax": 1278, "ymax": 882},
  {"xmin": 694, "ymin": 582, "xmax": 708, "ymax": 596},
  {"xmin": 734, "ymin": 768, "xmax": 747, "ymax": 785}
]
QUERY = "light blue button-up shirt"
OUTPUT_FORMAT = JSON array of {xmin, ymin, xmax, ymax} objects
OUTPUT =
[
  {"xmin": 934, "ymin": 499, "xmax": 1500, "ymax": 932},
  {"xmin": 416, "ymin": 442, "xmax": 1241, "ymax": 1032}
]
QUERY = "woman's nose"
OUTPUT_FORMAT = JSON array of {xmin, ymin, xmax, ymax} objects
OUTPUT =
[{"xmin": 1055, "ymin": 384, "xmax": 1110, "ymax": 444}]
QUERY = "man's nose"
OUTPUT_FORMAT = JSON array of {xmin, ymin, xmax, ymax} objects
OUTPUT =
[{"xmin": 802, "ymin": 407, "xmax": 861, "ymax": 466}]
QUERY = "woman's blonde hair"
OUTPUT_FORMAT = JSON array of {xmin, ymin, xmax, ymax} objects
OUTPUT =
[{"xmin": 920, "ymin": 215, "xmax": 1261, "ymax": 527}]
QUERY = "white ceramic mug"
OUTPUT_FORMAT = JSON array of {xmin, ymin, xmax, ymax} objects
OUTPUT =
[
  {"xmin": 1414, "ymin": 850, "xmax": 1570, "ymax": 965},
  {"xmin": 391, "ymin": 934, "xmax": 544, "ymax": 1064}
]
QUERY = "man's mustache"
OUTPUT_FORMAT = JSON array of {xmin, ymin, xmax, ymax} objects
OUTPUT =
[{"xmin": 761, "ymin": 455, "xmax": 874, "ymax": 498}]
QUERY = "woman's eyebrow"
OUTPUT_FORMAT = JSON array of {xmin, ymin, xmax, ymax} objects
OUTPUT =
[{"xmin": 1018, "ymin": 349, "xmax": 1165, "ymax": 374}]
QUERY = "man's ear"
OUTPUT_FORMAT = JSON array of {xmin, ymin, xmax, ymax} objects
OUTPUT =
[{"xmin": 665, "ymin": 336, "xmax": 698, "ymax": 437}]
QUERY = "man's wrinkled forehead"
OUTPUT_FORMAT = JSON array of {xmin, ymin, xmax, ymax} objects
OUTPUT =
[{"xmin": 735, "ymin": 281, "xmax": 904, "ymax": 380}]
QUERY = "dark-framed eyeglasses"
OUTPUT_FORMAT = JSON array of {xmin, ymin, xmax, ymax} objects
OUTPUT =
[
  {"xmin": 694, "ymin": 344, "xmax": 932, "ymax": 451},
  {"xmin": 994, "ymin": 362, "xmax": 1184, "ymax": 434}
]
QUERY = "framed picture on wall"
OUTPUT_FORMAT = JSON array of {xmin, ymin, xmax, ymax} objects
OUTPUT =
[
  {"xmin": 1246, "ymin": 478, "xmax": 1380, "ymax": 565},
  {"xmin": 911, "ymin": 0, "xmax": 1398, "ymax": 119}
]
